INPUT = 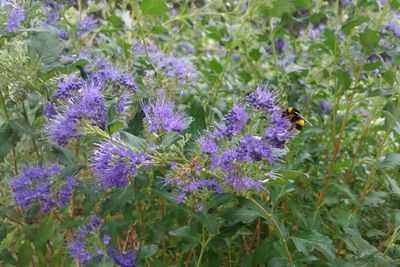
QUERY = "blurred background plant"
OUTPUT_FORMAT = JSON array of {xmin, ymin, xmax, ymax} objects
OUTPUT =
[{"xmin": 0, "ymin": 0, "xmax": 399, "ymax": 266}]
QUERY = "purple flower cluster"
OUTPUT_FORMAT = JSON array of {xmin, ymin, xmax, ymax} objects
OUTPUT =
[
  {"xmin": 70, "ymin": 216, "xmax": 136, "ymax": 266},
  {"xmin": 149, "ymin": 52, "xmax": 197, "ymax": 87},
  {"xmin": 6, "ymin": 6, "xmax": 25, "ymax": 32},
  {"xmin": 386, "ymin": 22, "xmax": 400, "ymax": 38},
  {"xmin": 225, "ymin": 175, "xmax": 263, "ymax": 192},
  {"xmin": 319, "ymin": 99, "xmax": 332, "ymax": 116},
  {"xmin": 52, "ymin": 75, "xmax": 85, "ymax": 99},
  {"xmin": 107, "ymin": 247, "xmax": 137, "ymax": 267},
  {"xmin": 11, "ymin": 164, "xmax": 78, "ymax": 213},
  {"xmin": 46, "ymin": 84, "xmax": 106, "ymax": 145},
  {"xmin": 132, "ymin": 39, "xmax": 197, "ymax": 92},
  {"xmin": 175, "ymin": 179, "xmax": 222, "ymax": 204},
  {"xmin": 142, "ymin": 98, "xmax": 191, "ymax": 134},
  {"xmin": 246, "ymin": 84, "xmax": 292, "ymax": 148},
  {"xmin": 69, "ymin": 215, "xmax": 104, "ymax": 264},
  {"xmin": 197, "ymin": 85, "xmax": 292, "ymax": 193},
  {"xmin": 91, "ymin": 139, "xmax": 151, "ymax": 189},
  {"xmin": 77, "ymin": 16, "xmax": 97, "ymax": 31}
]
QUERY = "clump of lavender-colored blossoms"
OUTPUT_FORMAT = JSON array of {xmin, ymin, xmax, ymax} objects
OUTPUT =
[
  {"xmin": 46, "ymin": 84, "xmax": 107, "ymax": 146},
  {"xmin": 132, "ymin": 39, "xmax": 197, "ymax": 94},
  {"xmin": 46, "ymin": 57, "xmax": 136, "ymax": 146},
  {"xmin": 142, "ymin": 97, "xmax": 192, "ymax": 135},
  {"xmin": 70, "ymin": 215, "xmax": 137, "ymax": 266},
  {"xmin": 91, "ymin": 139, "xmax": 151, "ymax": 189},
  {"xmin": 166, "ymin": 84, "xmax": 293, "ymax": 207},
  {"xmin": 11, "ymin": 163, "xmax": 79, "ymax": 213},
  {"xmin": 6, "ymin": 6, "xmax": 25, "ymax": 32}
]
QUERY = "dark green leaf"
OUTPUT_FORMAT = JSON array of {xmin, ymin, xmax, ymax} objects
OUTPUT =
[
  {"xmin": 161, "ymin": 132, "xmax": 181, "ymax": 149},
  {"xmin": 28, "ymin": 31, "xmax": 63, "ymax": 66},
  {"xmin": 386, "ymin": 176, "xmax": 400, "ymax": 195},
  {"xmin": 38, "ymin": 59, "xmax": 89, "ymax": 81},
  {"xmin": 199, "ymin": 213, "xmax": 218, "ymax": 234},
  {"xmin": 138, "ymin": 244, "xmax": 158, "ymax": 258},
  {"xmin": 382, "ymin": 153, "xmax": 400, "ymax": 170},
  {"xmin": 0, "ymin": 249, "xmax": 17, "ymax": 265},
  {"xmin": 0, "ymin": 124, "xmax": 20, "ymax": 162},
  {"xmin": 120, "ymin": 131, "xmax": 146, "ymax": 150},
  {"xmin": 24, "ymin": 216, "xmax": 57, "ymax": 246},
  {"xmin": 187, "ymin": 96, "xmax": 206, "ymax": 138},
  {"xmin": 342, "ymin": 227, "xmax": 377, "ymax": 258},
  {"xmin": 291, "ymin": 230, "xmax": 336, "ymax": 259},
  {"xmin": 222, "ymin": 207, "xmax": 259, "ymax": 224},
  {"xmin": 169, "ymin": 226, "xmax": 199, "ymax": 244}
]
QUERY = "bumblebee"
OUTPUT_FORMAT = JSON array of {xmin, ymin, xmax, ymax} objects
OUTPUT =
[{"xmin": 282, "ymin": 107, "xmax": 306, "ymax": 133}]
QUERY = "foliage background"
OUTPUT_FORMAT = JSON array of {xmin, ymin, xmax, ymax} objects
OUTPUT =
[{"xmin": 0, "ymin": 0, "xmax": 400, "ymax": 266}]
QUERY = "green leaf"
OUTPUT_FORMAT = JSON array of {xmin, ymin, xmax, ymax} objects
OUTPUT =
[
  {"xmin": 382, "ymin": 153, "xmax": 400, "ymax": 170},
  {"xmin": 17, "ymin": 241, "xmax": 32, "ymax": 267},
  {"xmin": 141, "ymin": 0, "xmax": 169, "ymax": 15},
  {"xmin": 169, "ymin": 226, "xmax": 199, "ymax": 244},
  {"xmin": 359, "ymin": 28, "xmax": 380, "ymax": 53},
  {"xmin": 109, "ymin": 121, "xmax": 125, "ymax": 134},
  {"xmin": 28, "ymin": 31, "xmax": 63, "ymax": 66},
  {"xmin": 24, "ymin": 216, "xmax": 57, "ymax": 246},
  {"xmin": 187, "ymin": 96, "xmax": 206, "ymax": 138},
  {"xmin": 0, "ymin": 124, "xmax": 20, "ymax": 162},
  {"xmin": 38, "ymin": 59, "xmax": 89, "ymax": 81},
  {"xmin": 263, "ymin": 0, "xmax": 294, "ymax": 17},
  {"xmin": 161, "ymin": 132, "xmax": 181, "ymax": 149},
  {"xmin": 383, "ymin": 70, "xmax": 396, "ymax": 86},
  {"xmin": 120, "ymin": 131, "xmax": 146, "ymax": 150},
  {"xmin": 199, "ymin": 213, "xmax": 218, "ymax": 234},
  {"xmin": 386, "ymin": 176, "xmax": 400, "ymax": 195},
  {"xmin": 341, "ymin": 16, "xmax": 369, "ymax": 35},
  {"xmin": 102, "ymin": 187, "xmax": 136, "ymax": 214},
  {"xmin": 138, "ymin": 244, "xmax": 158, "ymax": 258},
  {"xmin": 222, "ymin": 207, "xmax": 259, "ymax": 224},
  {"xmin": 208, "ymin": 193, "xmax": 234, "ymax": 209},
  {"xmin": 249, "ymin": 49, "xmax": 262, "ymax": 61},
  {"xmin": 0, "ymin": 249, "xmax": 17, "ymax": 265},
  {"xmin": 336, "ymin": 70, "xmax": 352, "ymax": 90},
  {"xmin": 50, "ymin": 144, "xmax": 78, "ymax": 165},
  {"xmin": 208, "ymin": 59, "xmax": 223, "ymax": 74},
  {"xmin": 290, "ymin": 230, "xmax": 336, "ymax": 259},
  {"xmin": 10, "ymin": 118, "xmax": 39, "ymax": 138},
  {"xmin": 342, "ymin": 227, "xmax": 377, "ymax": 258}
]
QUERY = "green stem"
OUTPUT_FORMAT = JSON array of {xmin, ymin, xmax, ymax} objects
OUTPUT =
[
  {"xmin": 78, "ymin": 0, "xmax": 82, "ymax": 20},
  {"xmin": 196, "ymin": 226, "xmax": 212, "ymax": 267},
  {"xmin": 268, "ymin": 17, "xmax": 279, "ymax": 79},
  {"xmin": 383, "ymin": 226, "xmax": 400, "ymax": 256},
  {"xmin": 207, "ymin": 5, "xmax": 252, "ymax": 122},
  {"xmin": 248, "ymin": 197, "xmax": 294, "ymax": 266}
]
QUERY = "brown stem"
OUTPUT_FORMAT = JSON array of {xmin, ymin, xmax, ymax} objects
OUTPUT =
[
  {"xmin": 242, "ymin": 235, "xmax": 251, "ymax": 254},
  {"xmin": 251, "ymin": 218, "xmax": 261, "ymax": 247},
  {"xmin": 326, "ymin": 90, "xmax": 356, "ymax": 180},
  {"xmin": 138, "ymin": 204, "xmax": 145, "ymax": 239},
  {"xmin": 184, "ymin": 249, "xmax": 194, "ymax": 267},
  {"xmin": 3, "ymin": 215, "xmax": 23, "ymax": 225},
  {"xmin": 52, "ymin": 211, "xmax": 64, "ymax": 224}
]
